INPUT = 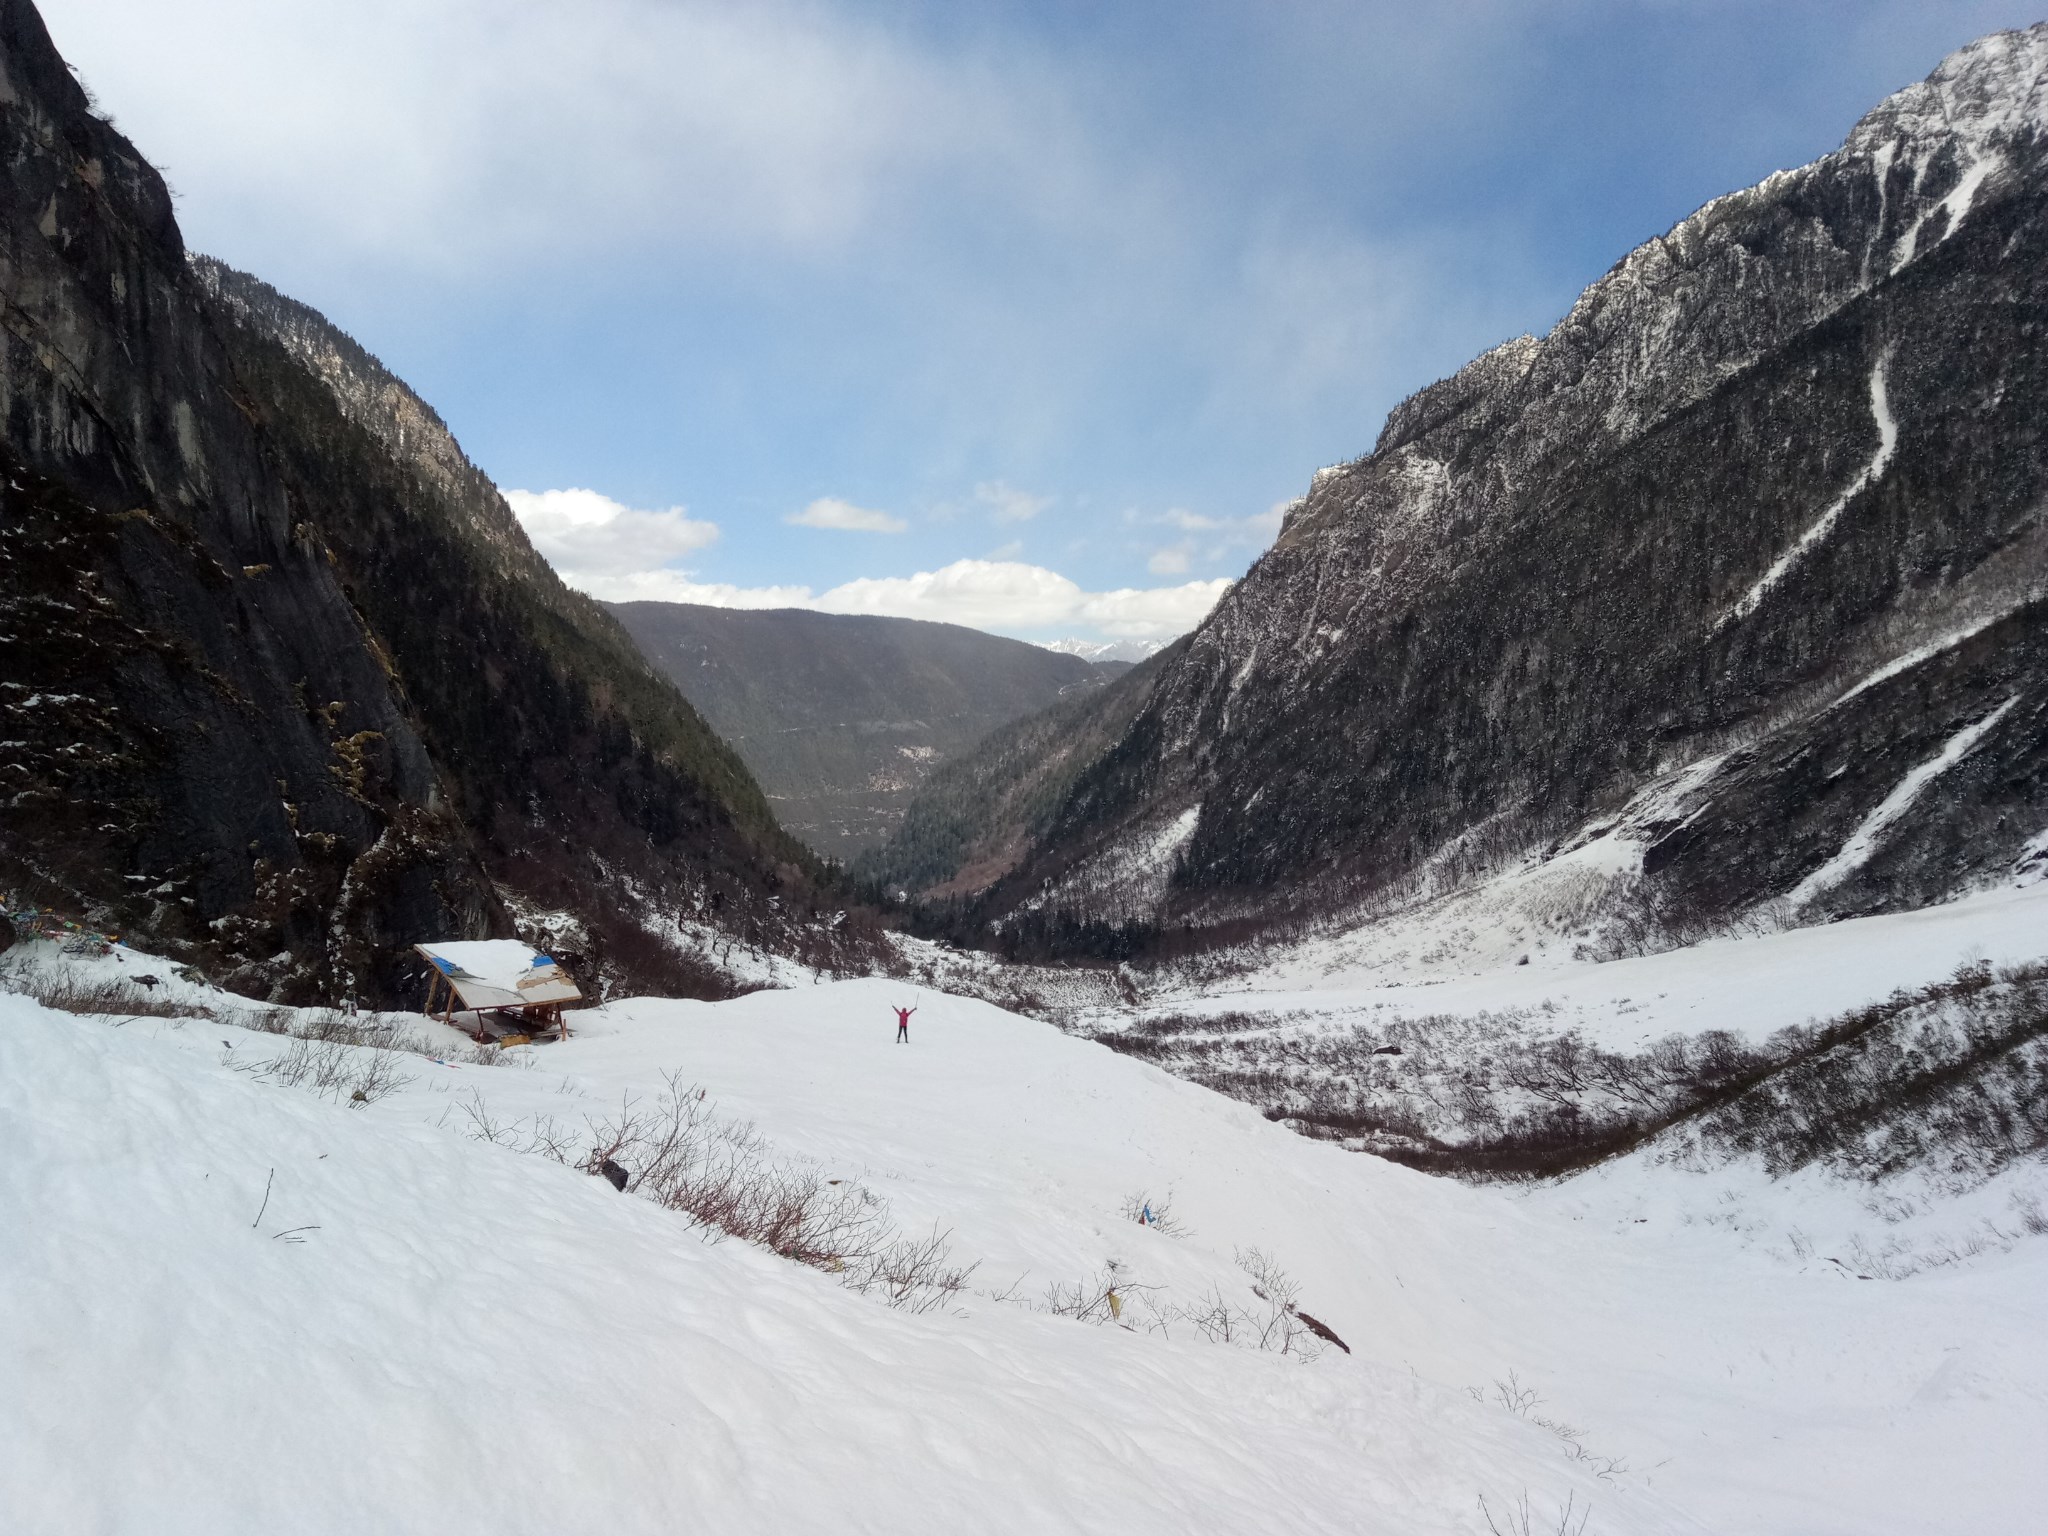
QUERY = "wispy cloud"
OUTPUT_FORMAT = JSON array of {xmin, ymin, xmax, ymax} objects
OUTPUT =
[
  {"xmin": 50, "ymin": 0, "xmax": 1072, "ymax": 270},
  {"xmin": 786, "ymin": 497, "xmax": 908, "ymax": 533},
  {"xmin": 975, "ymin": 480, "xmax": 1051, "ymax": 524},
  {"xmin": 1148, "ymin": 545, "xmax": 1191, "ymax": 575},
  {"xmin": 46, "ymin": 0, "xmax": 1542, "ymax": 484},
  {"xmin": 1130, "ymin": 498, "xmax": 1290, "ymax": 577},
  {"xmin": 1247, "ymin": 499, "xmax": 1294, "ymax": 541}
]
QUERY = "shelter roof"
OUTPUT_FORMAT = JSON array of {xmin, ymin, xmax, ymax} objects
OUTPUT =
[{"xmin": 416, "ymin": 940, "xmax": 580, "ymax": 1011}]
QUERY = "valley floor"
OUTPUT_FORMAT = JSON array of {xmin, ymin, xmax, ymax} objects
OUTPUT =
[
  {"xmin": 4, "ymin": 891, "xmax": 2046, "ymax": 1533},
  {"xmin": 1123, "ymin": 878, "xmax": 2048, "ymax": 1048}
]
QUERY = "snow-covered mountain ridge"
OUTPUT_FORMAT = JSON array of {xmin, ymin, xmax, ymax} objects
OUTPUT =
[
  {"xmin": 946, "ymin": 24, "xmax": 2048, "ymax": 959},
  {"xmin": 1040, "ymin": 637, "xmax": 1164, "ymax": 664}
]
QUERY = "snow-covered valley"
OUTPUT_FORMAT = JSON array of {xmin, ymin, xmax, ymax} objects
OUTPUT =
[
  {"xmin": 5, "ymin": 4, "xmax": 2048, "ymax": 1533},
  {"xmin": 6, "ymin": 898, "xmax": 2045, "ymax": 1534},
  {"xmin": 1115, "ymin": 878, "xmax": 2048, "ymax": 1048}
]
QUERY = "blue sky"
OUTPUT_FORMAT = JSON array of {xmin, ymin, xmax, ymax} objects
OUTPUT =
[{"xmin": 42, "ymin": 0, "xmax": 2039, "ymax": 643}]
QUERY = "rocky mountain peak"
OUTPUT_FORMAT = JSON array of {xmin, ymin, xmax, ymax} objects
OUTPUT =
[{"xmin": 1846, "ymin": 22, "xmax": 2048, "ymax": 159}]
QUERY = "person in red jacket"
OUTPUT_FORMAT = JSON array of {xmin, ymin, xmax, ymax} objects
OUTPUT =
[{"xmin": 893, "ymin": 1004, "xmax": 915, "ymax": 1043}]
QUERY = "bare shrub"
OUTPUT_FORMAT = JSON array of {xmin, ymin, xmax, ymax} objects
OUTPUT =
[
  {"xmin": 242, "ymin": 1005, "xmax": 294, "ymax": 1036},
  {"xmin": 578, "ymin": 1082, "xmax": 877, "ymax": 1265},
  {"xmin": 472, "ymin": 1106, "xmax": 581, "ymax": 1163},
  {"xmin": 1095, "ymin": 955, "xmax": 2048, "ymax": 1190},
  {"xmin": 1177, "ymin": 1287, "xmax": 1249, "ymax": 1346},
  {"xmin": 10, "ymin": 952, "xmax": 507, "ymax": 1104},
  {"xmin": 843, "ymin": 1226, "xmax": 978, "ymax": 1314},
  {"xmin": 1043, "ymin": 1247, "xmax": 1332, "ymax": 1360},
  {"xmin": 4, "ymin": 946, "xmax": 510, "ymax": 1078},
  {"xmin": 2013, "ymin": 1192, "xmax": 2048, "ymax": 1237},
  {"xmin": 239, "ymin": 1035, "xmax": 411, "ymax": 1106},
  {"xmin": 1227, "ymin": 1246, "xmax": 1326, "ymax": 1359},
  {"xmin": 556, "ymin": 1077, "xmax": 974, "ymax": 1313},
  {"xmin": 1119, "ymin": 1191, "xmax": 1187, "ymax": 1236},
  {"xmin": 1043, "ymin": 1259, "xmax": 1154, "ymax": 1327},
  {"xmin": 1472, "ymin": 1372, "xmax": 1626, "ymax": 1483},
  {"xmin": 1479, "ymin": 1490, "xmax": 1590, "ymax": 1536},
  {"xmin": 0, "ymin": 959, "xmax": 211, "ymax": 1020}
]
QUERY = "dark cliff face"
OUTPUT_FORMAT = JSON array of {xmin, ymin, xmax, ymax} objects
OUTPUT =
[
  {"xmin": 609, "ymin": 602, "xmax": 1119, "ymax": 859},
  {"xmin": 974, "ymin": 27, "xmax": 2048, "ymax": 948},
  {"xmin": 0, "ymin": 0, "xmax": 835, "ymax": 1001},
  {"xmin": 0, "ymin": 0, "xmax": 482, "ymax": 997}
]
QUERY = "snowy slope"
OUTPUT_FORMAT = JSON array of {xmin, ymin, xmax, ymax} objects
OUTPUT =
[
  {"xmin": 1131, "ymin": 880, "xmax": 2048, "ymax": 1049},
  {"xmin": 0, "ymin": 981, "xmax": 1667, "ymax": 1536},
  {"xmin": 6, "ymin": 953, "xmax": 2044, "ymax": 1534},
  {"xmin": 543, "ymin": 981, "xmax": 2048, "ymax": 1536}
]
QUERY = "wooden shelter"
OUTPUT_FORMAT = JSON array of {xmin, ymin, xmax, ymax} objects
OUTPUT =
[{"xmin": 415, "ymin": 940, "xmax": 582, "ymax": 1041}]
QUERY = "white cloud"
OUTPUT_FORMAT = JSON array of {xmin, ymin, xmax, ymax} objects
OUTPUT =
[
  {"xmin": 505, "ymin": 486, "xmax": 1225, "ymax": 639},
  {"xmin": 974, "ymin": 480, "xmax": 1051, "ymax": 524},
  {"xmin": 1148, "ymin": 545, "xmax": 1192, "ymax": 575},
  {"xmin": 504, "ymin": 487, "xmax": 719, "ymax": 587},
  {"xmin": 812, "ymin": 559, "xmax": 1229, "ymax": 641},
  {"xmin": 507, "ymin": 505, "xmax": 1225, "ymax": 640},
  {"xmin": 1069, "ymin": 578, "xmax": 1234, "ymax": 640},
  {"xmin": 786, "ymin": 497, "xmax": 908, "ymax": 534},
  {"xmin": 586, "ymin": 571, "xmax": 815, "ymax": 608}
]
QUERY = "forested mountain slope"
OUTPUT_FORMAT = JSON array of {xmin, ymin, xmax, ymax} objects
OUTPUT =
[
  {"xmin": 853, "ymin": 644, "xmax": 1178, "ymax": 901},
  {"xmin": 966, "ymin": 26, "xmax": 2048, "ymax": 956},
  {"xmin": 610, "ymin": 602, "xmax": 1121, "ymax": 860},
  {"xmin": 0, "ymin": 0, "xmax": 845, "ymax": 1003}
]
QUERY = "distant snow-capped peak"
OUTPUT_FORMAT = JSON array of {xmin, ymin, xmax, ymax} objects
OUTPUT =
[{"xmin": 1041, "ymin": 637, "xmax": 1164, "ymax": 664}]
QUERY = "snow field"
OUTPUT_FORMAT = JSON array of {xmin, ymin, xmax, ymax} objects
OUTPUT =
[
  {"xmin": 548, "ymin": 980, "xmax": 2048, "ymax": 1535},
  {"xmin": 6, "ymin": 924, "xmax": 2046, "ymax": 1533},
  {"xmin": 1145, "ymin": 879, "xmax": 2048, "ymax": 1049},
  {"xmin": 0, "ymin": 982, "xmax": 1672, "ymax": 1536}
]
